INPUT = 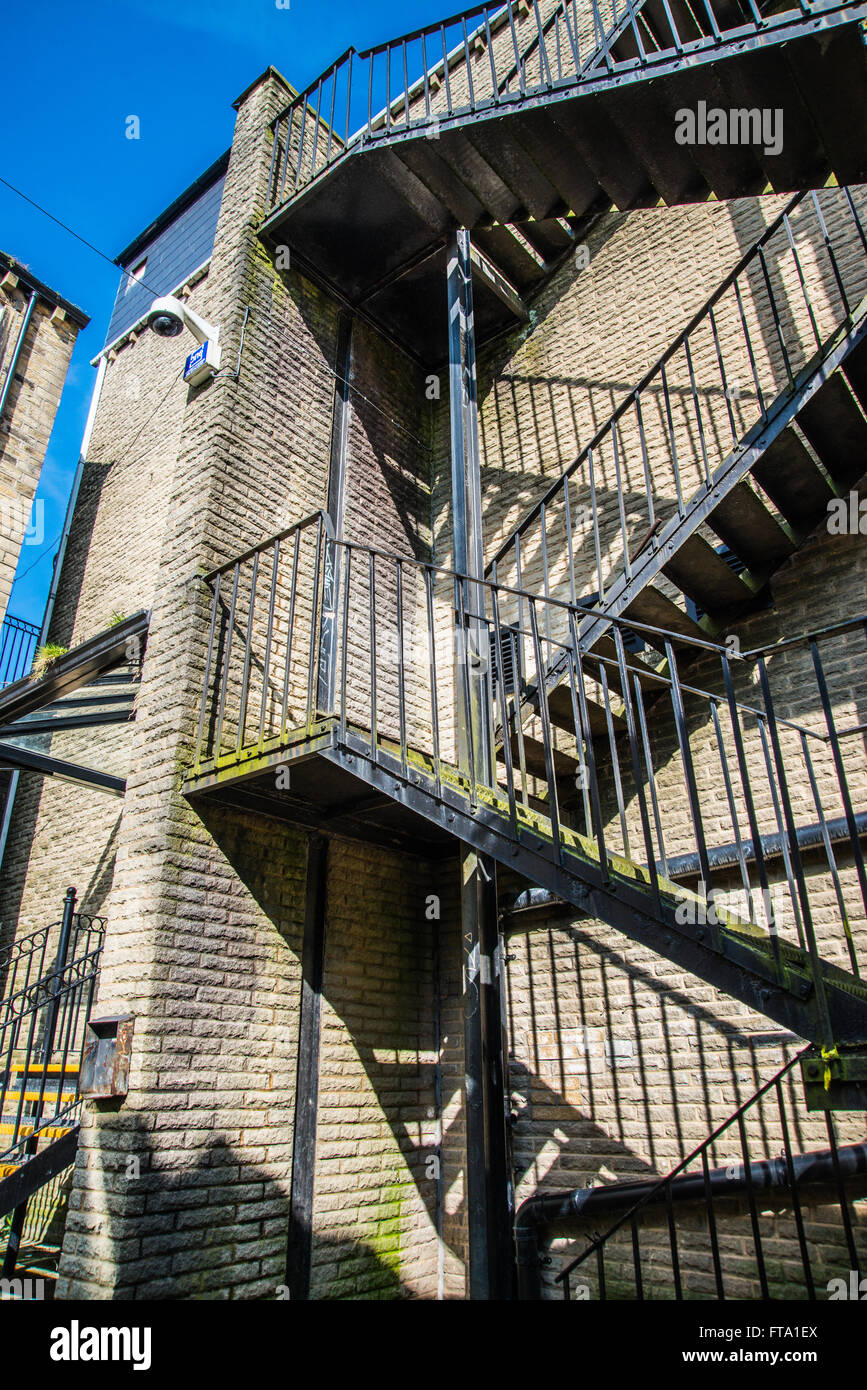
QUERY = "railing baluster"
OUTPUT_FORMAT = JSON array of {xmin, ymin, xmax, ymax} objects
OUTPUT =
[
  {"xmin": 613, "ymin": 627, "xmax": 660, "ymax": 911},
  {"xmin": 598, "ymin": 659, "xmax": 630, "ymax": 858},
  {"xmin": 776, "ymin": 1079, "xmax": 815, "ymax": 1299},
  {"xmin": 659, "ymin": 362, "xmax": 684, "ymax": 516},
  {"xmin": 757, "ymin": 657, "xmax": 834, "ymax": 1047},
  {"xmin": 666, "ymin": 639, "xmax": 723, "ymax": 947},
  {"xmin": 462, "ymin": 18, "xmax": 476, "ymax": 109},
  {"xmin": 702, "ymin": 1147, "xmax": 725, "ymax": 1298},
  {"xmin": 484, "ymin": 10, "xmax": 498, "ymax": 100},
  {"xmin": 683, "ymin": 334, "xmax": 711, "ymax": 487},
  {"xmin": 213, "ymin": 563, "xmax": 240, "ymax": 760},
  {"xmin": 800, "ymin": 730, "xmax": 858, "ymax": 975},
  {"xmin": 258, "ymin": 540, "xmax": 280, "ymax": 749},
  {"xmin": 236, "ymin": 551, "xmax": 259, "ymax": 756},
  {"xmin": 563, "ymin": 477, "xmax": 577, "ymax": 607},
  {"xmin": 811, "ymin": 638, "xmax": 867, "ymax": 924},
  {"xmin": 825, "ymin": 1111, "xmax": 861, "ymax": 1274},
  {"xmin": 630, "ymin": 1214, "xmax": 644, "ymax": 1299},
  {"xmin": 610, "ymin": 421, "xmax": 632, "ymax": 579},
  {"xmin": 757, "ymin": 245, "xmax": 794, "ymax": 389},
  {"xmin": 528, "ymin": 596, "xmax": 562, "ymax": 862},
  {"xmin": 708, "ymin": 303, "xmax": 738, "ymax": 445},
  {"xmin": 738, "ymin": 1114, "xmax": 769, "ymax": 1299},
  {"xmin": 633, "ymin": 671, "xmax": 668, "ymax": 878},
  {"xmin": 441, "ymin": 25, "xmax": 453, "ymax": 115},
  {"xmin": 568, "ymin": 609, "xmax": 607, "ymax": 879},
  {"xmin": 664, "ymin": 1181, "xmax": 683, "ymax": 1300},
  {"xmin": 396, "ymin": 559, "xmax": 408, "ymax": 781},
  {"xmin": 733, "ymin": 276, "xmax": 767, "ymax": 416},
  {"xmin": 339, "ymin": 546, "xmax": 351, "ymax": 742},
  {"xmin": 531, "ymin": 0, "xmax": 552, "ymax": 87},
  {"xmin": 709, "ymin": 698, "xmax": 752, "ymax": 904},
  {"xmin": 784, "ymin": 211, "xmax": 822, "ymax": 352},
  {"xmin": 810, "ymin": 190, "xmax": 851, "ymax": 317},
  {"xmin": 633, "ymin": 392, "xmax": 655, "ymax": 533},
  {"xmin": 586, "ymin": 445, "xmax": 605, "ymax": 603},
  {"xmin": 424, "ymin": 568, "xmax": 442, "ymax": 802},
  {"xmin": 456, "ymin": 575, "xmax": 478, "ymax": 802},
  {"xmin": 369, "ymin": 552, "xmax": 378, "ymax": 761},
  {"xmin": 280, "ymin": 529, "xmax": 301, "ymax": 738},
  {"xmin": 194, "ymin": 573, "xmax": 221, "ymax": 768}
]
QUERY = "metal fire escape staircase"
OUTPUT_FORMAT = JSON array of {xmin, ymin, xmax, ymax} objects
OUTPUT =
[
  {"xmin": 182, "ymin": 0, "xmax": 867, "ymax": 1108},
  {"xmin": 486, "ymin": 183, "xmax": 867, "ymax": 770},
  {"xmin": 260, "ymin": 0, "xmax": 867, "ymax": 361},
  {"xmin": 184, "ymin": 503, "xmax": 867, "ymax": 1103}
]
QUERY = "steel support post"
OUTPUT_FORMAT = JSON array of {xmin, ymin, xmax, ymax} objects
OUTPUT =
[
  {"xmin": 447, "ymin": 227, "xmax": 514, "ymax": 1298},
  {"xmin": 317, "ymin": 312, "xmax": 353, "ymax": 714},
  {"xmin": 286, "ymin": 836, "xmax": 328, "ymax": 1299}
]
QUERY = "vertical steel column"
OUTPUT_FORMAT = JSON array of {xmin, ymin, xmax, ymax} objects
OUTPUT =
[
  {"xmin": 286, "ymin": 835, "xmax": 328, "ymax": 1299},
  {"xmin": 317, "ymin": 312, "xmax": 353, "ymax": 714},
  {"xmin": 447, "ymin": 227, "xmax": 492, "ymax": 785},
  {"xmin": 461, "ymin": 852, "xmax": 515, "ymax": 1299},
  {"xmin": 447, "ymin": 227, "xmax": 513, "ymax": 1299}
]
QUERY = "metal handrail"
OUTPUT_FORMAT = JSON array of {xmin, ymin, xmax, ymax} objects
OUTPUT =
[
  {"xmin": 265, "ymin": 0, "xmax": 863, "ymax": 210},
  {"xmin": 529, "ymin": 1048, "xmax": 865, "ymax": 1300},
  {"xmin": 0, "ymin": 614, "xmax": 40, "ymax": 688},
  {"xmin": 483, "ymin": 183, "xmax": 867, "ymax": 653},
  {"xmin": 191, "ymin": 500, "xmax": 867, "ymax": 1032}
]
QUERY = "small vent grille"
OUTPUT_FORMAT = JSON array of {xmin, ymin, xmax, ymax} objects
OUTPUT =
[
  {"xmin": 490, "ymin": 624, "xmax": 522, "ymax": 696},
  {"xmin": 578, "ymin": 593, "xmax": 645, "ymax": 654}
]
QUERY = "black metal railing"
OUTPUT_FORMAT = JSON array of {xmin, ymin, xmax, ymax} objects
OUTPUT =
[
  {"xmin": 487, "ymin": 184, "xmax": 867, "ymax": 642},
  {"xmin": 265, "ymin": 0, "xmax": 860, "ymax": 211},
  {"xmin": 0, "ymin": 615, "xmax": 39, "ymax": 688},
  {"xmin": 192, "ymin": 513, "xmax": 867, "ymax": 1043},
  {"xmin": 0, "ymin": 889, "xmax": 104, "ymax": 1166},
  {"xmin": 545, "ymin": 1051, "xmax": 866, "ymax": 1300}
]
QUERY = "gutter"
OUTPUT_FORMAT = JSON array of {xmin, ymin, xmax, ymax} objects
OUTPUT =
[{"xmin": 515, "ymin": 1140, "xmax": 867, "ymax": 1299}]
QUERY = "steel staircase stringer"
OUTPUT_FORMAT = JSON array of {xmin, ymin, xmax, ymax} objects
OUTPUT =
[
  {"xmin": 572, "ymin": 297, "xmax": 867, "ymax": 660},
  {"xmin": 318, "ymin": 723, "xmax": 867, "ymax": 1047}
]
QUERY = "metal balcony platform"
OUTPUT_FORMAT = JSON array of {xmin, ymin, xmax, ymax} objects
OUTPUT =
[{"xmin": 261, "ymin": 0, "xmax": 867, "ymax": 362}]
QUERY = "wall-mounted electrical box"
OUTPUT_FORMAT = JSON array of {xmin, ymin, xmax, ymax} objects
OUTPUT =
[
  {"xmin": 79, "ymin": 1015, "xmax": 135, "ymax": 1099},
  {"xmin": 183, "ymin": 338, "xmax": 221, "ymax": 386}
]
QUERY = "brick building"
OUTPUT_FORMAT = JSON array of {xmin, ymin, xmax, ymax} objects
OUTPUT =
[{"xmin": 2, "ymin": 0, "xmax": 867, "ymax": 1301}]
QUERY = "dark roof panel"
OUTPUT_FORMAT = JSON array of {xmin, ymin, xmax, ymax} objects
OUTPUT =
[{"xmin": 104, "ymin": 153, "xmax": 229, "ymax": 349}]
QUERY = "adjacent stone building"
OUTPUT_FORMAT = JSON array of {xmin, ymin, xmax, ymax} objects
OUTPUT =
[{"xmin": 0, "ymin": 253, "xmax": 88, "ymax": 630}]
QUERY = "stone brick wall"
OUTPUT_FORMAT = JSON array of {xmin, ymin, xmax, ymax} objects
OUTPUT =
[
  {"xmin": 0, "ymin": 290, "xmax": 81, "ymax": 625},
  {"xmin": 309, "ymin": 839, "xmax": 444, "ymax": 1300},
  {"xmin": 45, "ymin": 64, "xmax": 468, "ymax": 1302},
  {"xmin": 5, "ymin": 29, "xmax": 867, "ymax": 1306}
]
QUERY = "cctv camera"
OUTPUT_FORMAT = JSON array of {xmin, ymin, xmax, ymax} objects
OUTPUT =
[
  {"xmin": 145, "ymin": 294, "xmax": 223, "ymax": 383},
  {"xmin": 145, "ymin": 295, "xmax": 221, "ymax": 349},
  {"xmin": 146, "ymin": 295, "xmax": 186, "ymax": 338}
]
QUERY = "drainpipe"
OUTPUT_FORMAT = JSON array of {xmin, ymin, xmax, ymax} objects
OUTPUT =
[
  {"xmin": 0, "ymin": 288, "xmax": 37, "ymax": 422},
  {"xmin": 0, "ymin": 353, "xmax": 108, "ymax": 874},
  {"xmin": 515, "ymin": 1140, "xmax": 867, "ymax": 1299}
]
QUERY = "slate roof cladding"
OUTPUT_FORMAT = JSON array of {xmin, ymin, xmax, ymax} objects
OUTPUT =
[{"xmin": 104, "ymin": 152, "xmax": 230, "ymax": 350}]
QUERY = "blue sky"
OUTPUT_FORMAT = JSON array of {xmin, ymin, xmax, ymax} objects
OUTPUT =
[{"xmin": 1, "ymin": 0, "xmax": 445, "ymax": 626}]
